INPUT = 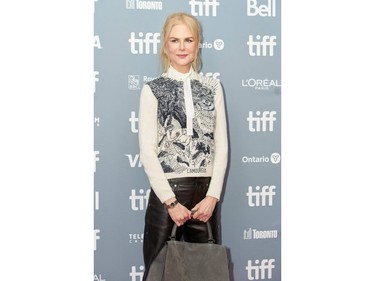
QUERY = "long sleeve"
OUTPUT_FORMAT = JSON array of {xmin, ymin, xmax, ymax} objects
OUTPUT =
[
  {"xmin": 138, "ymin": 84, "xmax": 175, "ymax": 203},
  {"xmin": 139, "ymin": 70, "xmax": 229, "ymax": 203},
  {"xmin": 206, "ymin": 82, "xmax": 228, "ymax": 200}
]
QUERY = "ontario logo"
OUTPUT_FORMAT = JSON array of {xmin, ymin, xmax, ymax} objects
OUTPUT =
[{"xmin": 199, "ymin": 39, "xmax": 224, "ymax": 50}]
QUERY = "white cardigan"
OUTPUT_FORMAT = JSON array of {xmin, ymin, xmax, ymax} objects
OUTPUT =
[{"xmin": 138, "ymin": 66, "xmax": 228, "ymax": 203}]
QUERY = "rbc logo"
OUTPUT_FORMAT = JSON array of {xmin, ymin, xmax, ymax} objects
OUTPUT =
[
  {"xmin": 126, "ymin": 0, "xmax": 135, "ymax": 9},
  {"xmin": 129, "ymin": 32, "xmax": 160, "ymax": 54},
  {"xmin": 128, "ymin": 75, "xmax": 140, "ymax": 90}
]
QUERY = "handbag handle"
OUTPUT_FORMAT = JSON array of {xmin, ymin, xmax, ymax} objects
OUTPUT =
[{"xmin": 170, "ymin": 221, "xmax": 215, "ymax": 244}]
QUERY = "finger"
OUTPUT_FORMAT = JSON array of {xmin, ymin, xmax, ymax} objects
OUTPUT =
[{"xmin": 190, "ymin": 209, "xmax": 196, "ymax": 218}]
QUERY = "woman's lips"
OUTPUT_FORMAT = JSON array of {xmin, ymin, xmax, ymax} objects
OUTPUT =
[{"xmin": 177, "ymin": 54, "xmax": 188, "ymax": 58}]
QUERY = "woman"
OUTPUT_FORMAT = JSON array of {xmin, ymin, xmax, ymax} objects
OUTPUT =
[{"xmin": 138, "ymin": 12, "xmax": 228, "ymax": 280}]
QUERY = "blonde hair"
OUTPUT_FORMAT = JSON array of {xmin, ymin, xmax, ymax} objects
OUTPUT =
[{"xmin": 160, "ymin": 12, "xmax": 202, "ymax": 73}]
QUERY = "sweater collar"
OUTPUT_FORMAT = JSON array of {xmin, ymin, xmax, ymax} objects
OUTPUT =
[{"xmin": 166, "ymin": 65, "xmax": 196, "ymax": 81}]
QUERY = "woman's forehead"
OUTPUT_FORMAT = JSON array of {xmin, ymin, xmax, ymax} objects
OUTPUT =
[{"xmin": 169, "ymin": 24, "xmax": 194, "ymax": 37}]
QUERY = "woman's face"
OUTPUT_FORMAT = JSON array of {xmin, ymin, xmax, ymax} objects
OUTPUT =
[{"xmin": 165, "ymin": 23, "xmax": 197, "ymax": 73}]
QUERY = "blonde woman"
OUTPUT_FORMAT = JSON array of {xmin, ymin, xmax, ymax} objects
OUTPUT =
[{"xmin": 138, "ymin": 12, "xmax": 228, "ymax": 280}]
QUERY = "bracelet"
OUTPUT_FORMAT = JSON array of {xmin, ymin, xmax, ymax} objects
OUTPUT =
[{"xmin": 165, "ymin": 199, "xmax": 178, "ymax": 209}]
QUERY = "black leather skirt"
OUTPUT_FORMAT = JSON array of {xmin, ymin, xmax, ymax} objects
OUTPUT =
[{"xmin": 142, "ymin": 177, "xmax": 219, "ymax": 281}]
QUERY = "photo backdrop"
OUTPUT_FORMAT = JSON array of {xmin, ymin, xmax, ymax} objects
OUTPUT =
[{"xmin": 94, "ymin": 0, "xmax": 281, "ymax": 280}]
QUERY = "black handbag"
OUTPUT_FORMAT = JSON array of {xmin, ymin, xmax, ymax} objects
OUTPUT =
[{"xmin": 146, "ymin": 221, "xmax": 230, "ymax": 281}]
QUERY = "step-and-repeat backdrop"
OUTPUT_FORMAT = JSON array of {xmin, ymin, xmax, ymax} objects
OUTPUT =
[{"xmin": 94, "ymin": 1, "xmax": 281, "ymax": 280}]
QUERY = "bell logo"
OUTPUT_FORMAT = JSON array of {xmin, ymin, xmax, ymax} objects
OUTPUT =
[{"xmin": 247, "ymin": 0, "xmax": 276, "ymax": 17}]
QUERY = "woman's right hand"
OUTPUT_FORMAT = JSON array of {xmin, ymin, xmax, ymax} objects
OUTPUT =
[{"xmin": 165, "ymin": 199, "xmax": 191, "ymax": 226}]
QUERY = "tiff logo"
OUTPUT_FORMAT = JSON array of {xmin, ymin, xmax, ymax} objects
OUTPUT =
[
  {"xmin": 189, "ymin": 0, "xmax": 220, "ymax": 16},
  {"xmin": 130, "ymin": 266, "xmax": 144, "ymax": 281},
  {"xmin": 247, "ymin": 0, "xmax": 276, "ymax": 17},
  {"xmin": 129, "ymin": 189, "xmax": 151, "ymax": 211},
  {"xmin": 129, "ymin": 32, "xmax": 160, "ymax": 54},
  {"xmin": 247, "ymin": 35, "xmax": 277, "ymax": 57},
  {"xmin": 95, "ymin": 191, "xmax": 99, "ymax": 210},
  {"xmin": 247, "ymin": 111, "xmax": 277, "ymax": 132},
  {"xmin": 94, "ymin": 229, "xmax": 100, "ymax": 251},
  {"xmin": 94, "ymin": 70, "xmax": 99, "ymax": 93},
  {"xmin": 200, "ymin": 72, "xmax": 221, "ymax": 80},
  {"xmin": 246, "ymin": 259, "xmax": 275, "ymax": 280},
  {"xmin": 129, "ymin": 111, "xmax": 138, "ymax": 133},
  {"xmin": 94, "ymin": 151, "xmax": 100, "ymax": 172},
  {"xmin": 247, "ymin": 185, "xmax": 276, "ymax": 207}
]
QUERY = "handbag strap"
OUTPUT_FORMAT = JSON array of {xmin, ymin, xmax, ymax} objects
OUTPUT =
[{"xmin": 170, "ymin": 221, "xmax": 215, "ymax": 244}]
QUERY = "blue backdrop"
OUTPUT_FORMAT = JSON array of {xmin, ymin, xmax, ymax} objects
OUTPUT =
[{"xmin": 94, "ymin": 1, "xmax": 281, "ymax": 280}]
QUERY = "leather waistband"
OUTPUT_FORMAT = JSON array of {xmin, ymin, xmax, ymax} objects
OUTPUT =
[{"xmin": 168, "ymin": 177, "xmax": 211, "ymax": 185}]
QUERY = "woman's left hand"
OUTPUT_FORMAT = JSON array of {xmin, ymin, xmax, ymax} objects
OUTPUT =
[{"xmin": 191, "ymin": 196, "xmax": 218, "ymax": 222}]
